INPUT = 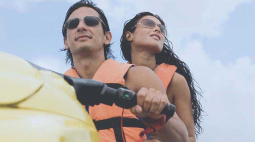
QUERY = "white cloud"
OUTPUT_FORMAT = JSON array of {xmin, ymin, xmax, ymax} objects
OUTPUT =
[
  {"xmin": 32, "ymin": 56, "xmax": 69, "ymax": 73},
  {"xmin": 2, "ymin": 0, "xmax": 252, "ymax": 41},
  {"xmin": 0, "ymin": 0, "xmax": 56, "ymax": 12},
  {"xmin": 65, "ymin": 0, "xmax": 78, "ymax": 3},
  {"xmin": 0, "ymin": 16, "xmax": 6, "ymax": 43},
  {"xmin": 93, "ymin": 0, "xmax": 254, "ymax": 49},
  {"xmin": 178, "ymin": 40, "xmax": 255, "ymax": 141}
]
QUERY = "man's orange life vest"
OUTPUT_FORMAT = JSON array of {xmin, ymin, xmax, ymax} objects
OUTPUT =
[
  {"xmin": 65, "ymin": 59, "xmax": 146, "ymax": 142},
  {"xmin": 154, "ymin": 63, "xmax": 177, "ymax": 91}
]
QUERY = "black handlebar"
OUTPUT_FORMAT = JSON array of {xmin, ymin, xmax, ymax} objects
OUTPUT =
[
  {"xmin": 64, "ymin": 75, "xmax": 176, "ymax": 119},
  {"xmin": 30, "ymin": 62, "xmax": 176, "ymax": 119}
]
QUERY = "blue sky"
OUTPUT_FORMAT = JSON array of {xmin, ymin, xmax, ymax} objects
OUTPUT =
[
  {"xmin": 1, "ymin": 0, "xmax": 255, "ymax": 141},
  {"xmin": 201, "ymin": 1, "xmax": 255, "ymax": 62}
]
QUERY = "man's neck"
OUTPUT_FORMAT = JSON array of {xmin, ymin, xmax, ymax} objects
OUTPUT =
[
  {"xmin": 131, "ymin": 47, "xmax": 157, "ymax": 70},
  {"xmin": 73, "ymin": 53, "xmax": 105, "ymax": 79}
]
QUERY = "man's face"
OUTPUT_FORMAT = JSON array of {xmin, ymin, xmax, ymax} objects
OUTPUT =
[{"xmin": 64, "ymin": 7, "xmax": 111, "ymax": 57}]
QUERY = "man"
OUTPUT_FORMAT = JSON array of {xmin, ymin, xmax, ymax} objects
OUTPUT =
[{"xmin": 62, "ymin": 0, "xmax": 188, "ymax": 142}]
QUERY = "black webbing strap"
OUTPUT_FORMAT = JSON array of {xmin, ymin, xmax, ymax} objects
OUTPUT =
[{"xmin": 93, "ymin": 117, "xmax": 146, "ymax": 142}]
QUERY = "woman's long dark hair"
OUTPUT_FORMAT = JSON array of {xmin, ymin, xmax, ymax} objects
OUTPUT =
[{"xmin": 120, "ymin": 12, "xmax": 203, "ymax": 136}]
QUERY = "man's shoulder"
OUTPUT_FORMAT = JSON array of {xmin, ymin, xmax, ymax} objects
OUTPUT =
[
  {"xmin": 64, "ymin": 67, "xmax": 80, "ymax": 78},
  {"xmin": 101, "ymin": 59, "xmax": 133, "ymax": 72},
  {"xmin": 93, "ymin": 59, "xmax": 133, "ymax": 84}
]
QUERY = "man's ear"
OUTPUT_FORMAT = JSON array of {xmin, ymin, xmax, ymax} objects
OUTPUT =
[
  {"xmin": 104, "ymin": 31, "xmax": 112, "ymax": 45},
  {"xmin": 125, "ymin": 31, "xmax": 133, "ymax": 41},
  {"xmin": 64, "ymin": 37, "xmax": 69, "ymax": 50}
]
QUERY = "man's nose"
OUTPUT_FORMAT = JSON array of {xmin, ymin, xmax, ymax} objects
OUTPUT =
[{"xmin": 77, "ymin": 19, "xmax": 88, "ymax": 32}]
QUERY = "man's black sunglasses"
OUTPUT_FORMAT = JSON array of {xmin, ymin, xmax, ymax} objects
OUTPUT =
[{"xmin": 65, "ymin": 16, "xmax": 106, "ymax": 29}]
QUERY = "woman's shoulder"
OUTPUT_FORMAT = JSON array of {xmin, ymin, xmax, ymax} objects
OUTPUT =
[
  {"xmin": 167, "ymin": 72, "xmax": 190, "ymax": 101},
  {"xmin": 171, "ymin": 72, "xmax": 187, "ymax": 85}
]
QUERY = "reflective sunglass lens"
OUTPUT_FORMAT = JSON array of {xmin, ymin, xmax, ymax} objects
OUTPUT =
[
  {"xmin": 66, "ymin": 18, "xmax": 79, "ymax": 29},
  {"xmin": 65, "ymin": 16, "xmax": 102, "ymax": 29},
  {"xmin": 142, "ymin": 19, "xmax": 167, "ymax": 36},
  {"xmin": 142, "ymin": 19, "xmax": 156, "ymax": 28},
  {"xmin": 84, "ymin": 16, "xmax": 100, "ymax": 26},
  {"xmin": 159, "ymin": 25, "xmax": 167, "ymax": 36}
]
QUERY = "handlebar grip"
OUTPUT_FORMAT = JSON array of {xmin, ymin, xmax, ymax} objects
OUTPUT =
[
  {"xmin": 113, "ymin": 87, "xmax": 176, "ymax": 119},
  {"xmin": 161, "ymin": 104, "xmax": 176, "ymax": 118}
]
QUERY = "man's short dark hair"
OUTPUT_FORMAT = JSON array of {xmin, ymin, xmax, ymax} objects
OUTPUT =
[{"xmin": 61, "ymin": 0, "xmax": 114, "ymax": 67}]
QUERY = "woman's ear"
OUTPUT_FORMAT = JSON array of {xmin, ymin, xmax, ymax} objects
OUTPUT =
[{"xmin": 126, "ymin": 31, "xmax": 133, "ymax": 41}]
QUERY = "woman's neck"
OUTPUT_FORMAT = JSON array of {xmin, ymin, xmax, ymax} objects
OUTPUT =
[{"xmin": 131, "ymin": 48, "xmax": 157, "ymax": 70}]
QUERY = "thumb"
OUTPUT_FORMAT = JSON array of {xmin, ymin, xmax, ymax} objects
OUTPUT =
[
  {"xmin": 130, "ymin": 105, "xmax": 149, "ymax": 118},
  {"xmin": 130, "ymin": 105, "xmax": 142, "ymax": 115}
]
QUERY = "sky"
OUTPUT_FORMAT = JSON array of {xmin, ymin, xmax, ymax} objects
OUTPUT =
[{"xmin": 0, "ymin": 0, "xmax": 255, "ymax": 141}]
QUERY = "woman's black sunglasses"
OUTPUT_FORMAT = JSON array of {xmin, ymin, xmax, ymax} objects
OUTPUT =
[{"xmin": 65, "ymin": 16, "xmax": 106, "ymax": 29}]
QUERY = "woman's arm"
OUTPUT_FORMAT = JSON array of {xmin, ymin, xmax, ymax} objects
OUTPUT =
[
  {"xmin": 167, "ymin": 72, "xmax": 196, "ymax": 142},
  {"xmin": 126, "ymin": 66, "xmax": 189, "ymax": 142}
]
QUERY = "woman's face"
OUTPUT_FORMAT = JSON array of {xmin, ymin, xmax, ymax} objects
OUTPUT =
[{"xmin": 129, "ymin": 15, "xmax": 165, "ymax": 54}]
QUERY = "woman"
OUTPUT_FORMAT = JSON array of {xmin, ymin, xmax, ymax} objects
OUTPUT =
[{"xmin": 120, "ymin": 12, "xmax": 203, "ymax": 142}]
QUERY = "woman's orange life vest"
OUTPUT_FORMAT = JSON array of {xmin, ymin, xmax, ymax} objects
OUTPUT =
[
  {"xmin": 154, "ymin": 63, "xmax": 177, "ymax": 91},
  {"xmin": 64, "ymin": 59, "xmax": 146, "ymax": 142}
]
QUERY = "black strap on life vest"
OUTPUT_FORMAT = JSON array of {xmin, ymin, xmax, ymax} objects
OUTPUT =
[
  {"xmin": 90, "ymin": 83, "xmax": 144, "ymax": 142},
  {"xmin": 93, "ymin": 117, "xmax": 146, "ymax": 142}
]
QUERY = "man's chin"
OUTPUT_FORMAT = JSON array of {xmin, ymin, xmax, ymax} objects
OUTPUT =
[{"xmin": 77, "ymin": 45, "xmax": 91, "ymax": 50}]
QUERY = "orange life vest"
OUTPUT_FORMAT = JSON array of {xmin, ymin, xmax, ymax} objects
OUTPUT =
[
  {"xmin": 154, "ymin": 63, "xmax": 177, "ymax": 91},
  {"xmin": 65, "ymin": 59, "xmax": 146, "ymax": 142}
]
